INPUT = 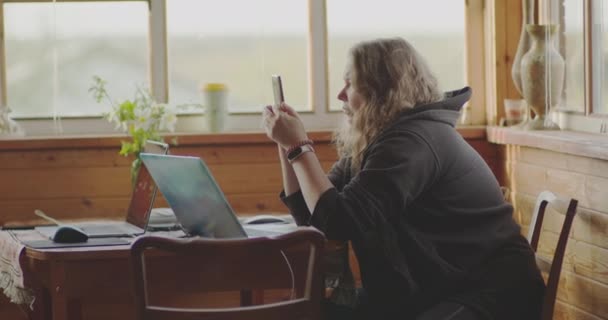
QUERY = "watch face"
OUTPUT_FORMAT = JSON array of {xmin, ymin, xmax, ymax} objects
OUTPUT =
[
  {"xmin": 287, "ymin": 146, "xmax": 303, "ymax": 161},
  {"xmin": 287, "ymin": 144, "xmax": 314, "ymax": 163}
]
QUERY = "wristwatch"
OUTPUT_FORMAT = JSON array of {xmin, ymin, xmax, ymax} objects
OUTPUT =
[{"xmin": 286, "ymin": 144, "xmax": 315, "ymax": 164}]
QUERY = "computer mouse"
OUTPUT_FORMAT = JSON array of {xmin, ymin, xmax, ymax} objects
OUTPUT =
[
  {"xmin": 52, "ymin": 225, "xmax": 89, "ymax": 243},
  {"xmin": 243, "ymin": 215, "xmax": 289, "ymax": 225}
]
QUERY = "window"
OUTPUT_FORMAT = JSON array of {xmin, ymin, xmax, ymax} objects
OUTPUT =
[
  {"xmin": 593, "ymin": 0, "xmax": 608, "ymax": 114},
  {"xmin": 0, "ymin": 0, "xmax": 484, "ymax": 135},
  {"xmin": 326, "ymin": 0, "xmax": 466, "ymax": 111},
  {"xmin": 545, "ymin": 0, "xmax": 608, "ymax": 132},
  {"xmin": 166, "ymin": 0, "xmax": 309, "ymax": 112},
  {"xmin": 559, "ymin": 0, "xmax": 585, "ymax": 112},
  {"xmin": 4, "ymin": 1, "xmax": 148, "ymax": 118}
]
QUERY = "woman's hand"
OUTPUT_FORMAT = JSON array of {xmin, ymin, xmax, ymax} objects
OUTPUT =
[{"xmin": 262, "ymin": 103, "xmax": 308, "ymax": 149}]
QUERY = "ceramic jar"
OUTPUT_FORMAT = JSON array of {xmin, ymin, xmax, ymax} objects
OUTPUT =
[
  {"xmin": 520, "ymin": 24, "xmax": 564, "ymax": 130},
  {"xmin": 511, "ymin": 0, "xmax": 535, "ymax": 96},
  {"xmin": 203, "ymin": 83, "xmax": 228, "ymax": 132}
]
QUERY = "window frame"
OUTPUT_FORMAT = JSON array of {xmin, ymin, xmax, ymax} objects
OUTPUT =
[
  {"xmin": 0, "ymin": 0, "xmax": 487, "ymax": 136},
  {"xmin": 541, "ymin": 0, "xmax": 608, "ymax": 133},
  {"xmin": 0, "ymin": 1, "xmax": 6, "ymax": 108}
]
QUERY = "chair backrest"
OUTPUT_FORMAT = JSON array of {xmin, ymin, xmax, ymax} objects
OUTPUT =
[
  {"xmin": 130, "ymin": 228, "xmax": 326, "ymax": 320},
  {"xmin": 526, "ymin": 190, "xmax": 578, "ymax": 320}
]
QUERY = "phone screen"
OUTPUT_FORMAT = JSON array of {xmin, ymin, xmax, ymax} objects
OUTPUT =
[{"xmin": 272, "ymin": 75, "xmax": 284, "ymax": 107}]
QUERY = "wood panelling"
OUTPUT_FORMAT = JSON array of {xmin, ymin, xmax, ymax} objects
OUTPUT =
[
  {"xmin": 514, "ymin": 191, "xmax": 608, "ymax": 250},
  {"xmin": 517, "ymin": 147, "xmax": 608, "ymax": 179},
  {"xmin": 0, "ymin": 149, "xmax": 132, "ymax": 168},
  {"xmin": 555, "ymin": 300, "xmax": 605, "ymax": 320},
  {"xmin": 0, "ymin": 130, "xmax": 494, "ymax": 317},
  {"xmin": 0, "ymin": 148, "xmax": 336, "ymax": 223},
  {"xmin": 0, "ymin": 197, "xmax": 132, "ymax": 223},
  {"xmin": 574, "ymin": 208, "xmax": 608, "ymax": 250},
  {"xmin": 484, "ymin": 0, "xmax": 523, "ymax": 125},
  {"xmin": 499, "ymin": 144, "xmax": 608, "ymax": 320},
  {"xmin": 0, "ymin": 130, "xmax": 490, "ymax": 225},
  {"xmin": 557, "ymin": 270, "xmax": 608, "ymax": 319},
  {"xmin": 536, "ymin": 231, "xmax": 608, "ymax": 286},
  {"xmin": 488, "ymin": 126, "xmax": 608, "ymax": 161},
  {"xmin": 0, "ymin": 167, "xmax": 132, "ymax": 200}
]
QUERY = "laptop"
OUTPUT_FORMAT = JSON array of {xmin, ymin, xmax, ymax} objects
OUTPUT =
[
  {"xmin": 36, "ymin": 140, "xmax": 170, "ymax": 239},
  {"xmin": 139, "ymin": 153, "xmax": 296, "ymax": 238}
]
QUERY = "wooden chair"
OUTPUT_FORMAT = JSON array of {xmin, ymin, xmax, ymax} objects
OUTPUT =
[
  {"xmin": 130, "ymin": 228, "xmax": 326, "ymax": 320},
  {"xmin": 526, "ymin": 191, "xmax": 578, "ymax": 320}
]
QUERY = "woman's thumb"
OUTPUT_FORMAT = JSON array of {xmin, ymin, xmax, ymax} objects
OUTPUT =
[{"xmin": 280, "ymin": 102, "xmax": 298, "ymax": 116}]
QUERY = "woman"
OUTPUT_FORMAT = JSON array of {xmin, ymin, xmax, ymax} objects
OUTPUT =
[{"xmin": 262, "ymin": 37, "xmax": 544, "ymax": 320}]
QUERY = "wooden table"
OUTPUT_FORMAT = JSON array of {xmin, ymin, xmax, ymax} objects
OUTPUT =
[
  {"xmin": 15, "ymin": 232, "xmax": 350, "ymax": 320},
  {"xmin": 22, "ymin": 241, "xmax": 148, "ymax": 320}
]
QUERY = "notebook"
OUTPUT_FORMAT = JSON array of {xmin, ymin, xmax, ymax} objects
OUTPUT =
[
  {"xmin": 139, "ymin": 153, "xmax": 296, "ymax": 238},
  {"xmin": 36, "ymin": 141, "xmax": 170, "ymax": 239}
]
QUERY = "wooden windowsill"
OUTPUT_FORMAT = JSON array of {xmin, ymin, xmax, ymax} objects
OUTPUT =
[
  {"xmin": 0, "ymin": 126, "xmax": 486, "ymax": 151},
  {"xmin": 487, "ymin": 126, "xmax": 608, "ymax": 161},
  {"xmin": 0, "ymin": 131, "xmax": 335, "ymax": 151}
]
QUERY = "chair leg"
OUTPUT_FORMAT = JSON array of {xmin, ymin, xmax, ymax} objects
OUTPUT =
[{"xmin": 240, "ymin": 289, "xmax": 253, "ymax": 306}]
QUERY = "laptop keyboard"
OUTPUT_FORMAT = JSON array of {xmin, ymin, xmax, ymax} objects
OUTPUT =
[
  {"xmin": 81, "ymin": 223, "xmax": 140, "ymax": 238},
  {"xmin": 243, "ymin": 226, "xmax": 284, "ymax": 238}
]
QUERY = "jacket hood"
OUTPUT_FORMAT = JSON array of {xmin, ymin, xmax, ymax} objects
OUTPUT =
[{"xmin": 394, "ymin": 87, "xmax": 472, "ymax": 127}]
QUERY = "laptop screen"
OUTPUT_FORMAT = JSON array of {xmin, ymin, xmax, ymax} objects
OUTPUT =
[
  {"xmin": 125, "ymin": 164, "xmax": 157, "ymax": 229},
  {"xmin": 125, "ymin": 140, "xmax": 170, "ymax": 229},
  {"xmin": 139, "ymin": 154, "xmax": 247, "ymax": 238}
]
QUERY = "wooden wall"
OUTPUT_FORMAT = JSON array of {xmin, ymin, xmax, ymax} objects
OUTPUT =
[
  {"xmin": 0, "ymin": 129, "xmax": 496, "ymax": 318},
  {"xmin": 500, "ymin": 145, "xmax": 608, "ymax": 320},
  {"xmin": 0, "ymin": 129, "xmax": 494, "ymax": 225},
  {"xmin": 0, "ymin": 132, "xmax": 337, "ymax": 225}
]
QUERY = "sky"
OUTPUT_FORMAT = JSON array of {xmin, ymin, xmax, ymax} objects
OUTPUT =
[{"xmin": 4, "ymin": 0, "xmax": 466, "ymax": 37}]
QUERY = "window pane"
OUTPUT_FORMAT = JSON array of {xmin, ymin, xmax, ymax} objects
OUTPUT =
[
  {"xmin": 327, "ymin": 0, "xmax": 465, "ymax": 111},
  {"xmin": 5, "ymin": 2, "xmax": 148, "ymax": 118},
  {"xmin": 167, "ymin": 0, "xmax": 309, "ymax": 112},
  {"xmin": 597, "ymin": 0, "xmax": 608, "ymax": 114},
  {"xmin": 559, "ymin": 0, "xmax": 585, "ymax": 112}
]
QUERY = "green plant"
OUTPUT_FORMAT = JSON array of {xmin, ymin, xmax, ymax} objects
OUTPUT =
[{"xmin": 88, "ymin": 76, "xmax": 197, "ymax": 183}]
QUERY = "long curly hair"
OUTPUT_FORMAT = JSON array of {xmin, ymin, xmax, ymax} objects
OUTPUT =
[{"xmin": 333, "ymin": 37, "xmax": 443, "ymax": 172}]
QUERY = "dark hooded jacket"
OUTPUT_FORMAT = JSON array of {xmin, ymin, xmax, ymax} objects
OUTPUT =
[{"xmin": 281, "ymin": 87, "xmax": 545, "ymax": 319}]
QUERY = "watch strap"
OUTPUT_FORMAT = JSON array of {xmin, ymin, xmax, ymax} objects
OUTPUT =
[
  {"xmin": 286, "ymin": 144, "xmax": 315, "ymax": 164},
  {"xmin": 284, "ymin": 139, "xmax": 314, "ymax": 155}
]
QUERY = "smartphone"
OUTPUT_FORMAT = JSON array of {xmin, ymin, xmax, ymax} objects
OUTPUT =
[
  {"xmin": 143, "ymin": 140, "xmax": 169, "ymax": 155},
  {"xmin": 271, "ymin": 75, "xmax": 285, "ymax": 107}
]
